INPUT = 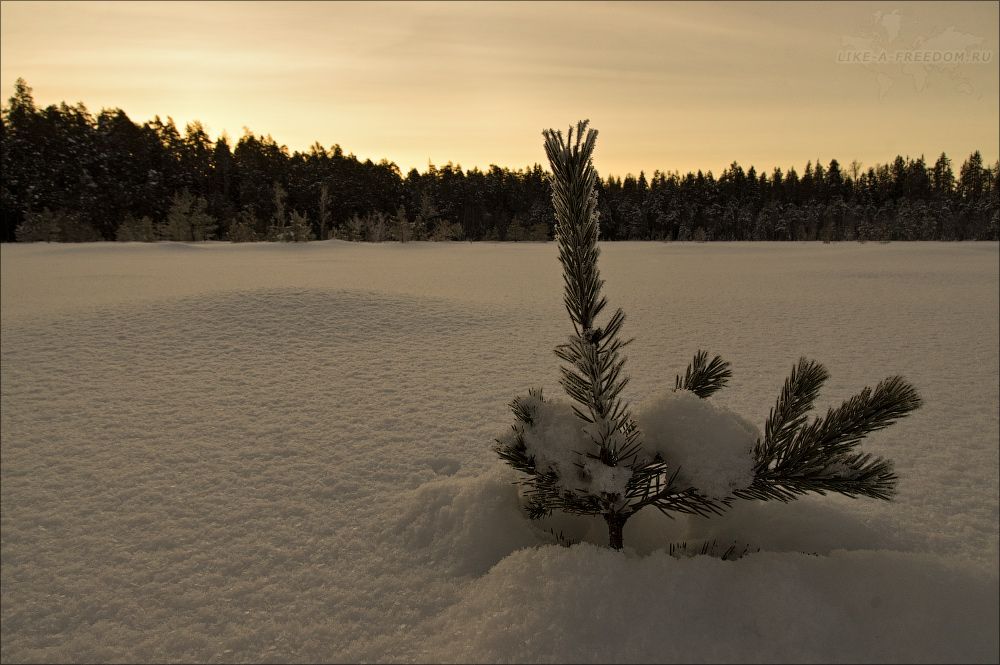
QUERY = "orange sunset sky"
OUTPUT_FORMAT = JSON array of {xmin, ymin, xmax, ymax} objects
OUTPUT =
[{"xmin": 2, "ymin": 0, "xmax": 998, "ymax": 176}]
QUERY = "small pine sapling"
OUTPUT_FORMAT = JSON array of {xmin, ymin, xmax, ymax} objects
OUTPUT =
[{"xmin": 494, "ymin": 121, "xmax": 922, "ymax": 550}]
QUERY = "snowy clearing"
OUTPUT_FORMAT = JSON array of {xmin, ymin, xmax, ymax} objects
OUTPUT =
[{"xmin": 2, "ymin": 240, "xmax": 998, "ymax": 663}]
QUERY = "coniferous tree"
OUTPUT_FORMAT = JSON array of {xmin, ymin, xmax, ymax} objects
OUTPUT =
[
  {"xmin": 391, "ymin": 205, "xmax": 412, "ymax": 242},
  {"xmin": 160, "ymin": 189, "xmax": 216, "ymax": 241},
  {"xmin": 15, "ymin": 208, "xmax": 62, "ymax": 242},
  {"xmin": 289, "ymin": 210, "xmax": 312, "ymax": 241},
  {"xmin": 495, "ymin": 121, "xmax": 922, "ymax": 550},
  {"xmin": 2, "ymin": 80, "xmax": 997, "ymax": 244},
  {"xmin": 228, "ymin": 209, "xmax": 259, "ymax": 242},
  {"xmin": 116, "ymin": 214, "xmax": 156, "ymax": 242},
  {"xmin": 268, "ymin": 181, "xmax": 288, "ymax": 240},
  {"xmin": 318, "ymin": 183, "xmax": 332, "ymax": 240},
  {"xmin": 959, "ymin": 151, "xmax": 986, "ymax": 202}
]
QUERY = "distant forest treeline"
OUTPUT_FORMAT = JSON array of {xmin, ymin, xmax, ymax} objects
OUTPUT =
[{"xmin": 2, "ymin": 79, "xmax": 998, "ymax": 243}]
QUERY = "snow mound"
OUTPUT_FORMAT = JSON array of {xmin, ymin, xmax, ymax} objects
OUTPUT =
[
  {"xmin": 520, "ymin": 395, "xmax": 587, "ymax": 481},
  {"xmin": 636, "ymin": 390, "xmax": 758, "ymax": 498},
  {"xmin": 394, "ymin": 470, "xmax": 547, "ymax": 576},
  {"xmin": 411, "ymin": 543, "xmax": 999, "ymax": 664},
  {"xmin": 512, "ymin": 396, "xmax": 633, "ymax": 496}
]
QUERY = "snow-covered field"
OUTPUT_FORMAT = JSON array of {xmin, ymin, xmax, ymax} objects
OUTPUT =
[{"xmin": 2, "ymin": 240, "xmax": 998, "ymax": 663}]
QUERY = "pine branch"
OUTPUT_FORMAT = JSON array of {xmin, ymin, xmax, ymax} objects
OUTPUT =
[
  {"xmin": 791, "ymin": 375, "xmax": 922, "ymax": 465},
  {"xmin": 675, "ymin": 350, "xmax": 732, "ymax": 398},
  {"xmin": 625, "ymin": 458, "xmax": 731, "ymax": 517},
  {"xmin": 669, "ymin": 539, "xmax": 759, "ymax": 561},
  {"xmin": 735, "ymin": 452, "xmax": 898, "ymax": 502},
  {"xmin": 543, "ymin": 121, "xmax": 637, "ymax": 465},
  {"xmin": 753, "ymin": 357, "xmax": 828, "ymax": 471},
  {"xmin": 744, "ymin": 369, "xmax": 921, "ymax": 502},
  {"xmin": 493, "ymin": 391, "xmax": 541, "ymax": 477}
]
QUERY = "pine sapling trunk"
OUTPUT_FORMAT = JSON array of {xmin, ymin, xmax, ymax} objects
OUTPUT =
[{"xmin": 605, "ymin": 512, "xmax": 628, "ymax": 550}]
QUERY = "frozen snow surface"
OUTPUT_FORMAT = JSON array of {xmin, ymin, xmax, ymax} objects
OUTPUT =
[{"xmin": 2, "ymin": 240, "xmax": 998, "ymax": 663}]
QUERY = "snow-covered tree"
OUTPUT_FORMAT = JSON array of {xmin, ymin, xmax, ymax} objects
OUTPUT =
[
  {"xmin": 318, "ymin": 183, "xmax": 332, "ymax": 240},
  {"xmin": 288, "ymin": 210, "xmax": 314, "ymax": 242},
  {"xmin": 495, "ymin": 121, "xmax": 922, "ymax": 550},
  {"xmin": 229, "ymin": 209, "xmax": 259, "ymax": 242},
  {"xmin": 266, "ymin": 181, "xmax": 289, "ymax": 241},
  {"xmin": 15, "ymin": 208, "xmax": 62, "ymax": 242},
  {"xmin": 116, "ymin": 214, "xmax": 155, "ymax": 241},
  {"xmin": 16, "ymin": 208, "xmax": 99, "ymax": 242},
  {"xmin": 391, "ymin": 205, "xmax": 413, "ymax": 242},
  {"xmin": 159, "ymin": 189, "xmax": 216, "ymax": 241},
  {"xmin": 429, "ymin": 219, "xmax": 462, "ymax": 241}
]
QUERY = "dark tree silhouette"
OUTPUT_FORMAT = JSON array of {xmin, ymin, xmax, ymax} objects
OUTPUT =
[{"xmin": 2, "ymin": 79, "xmax": 997, "ymax": 243}]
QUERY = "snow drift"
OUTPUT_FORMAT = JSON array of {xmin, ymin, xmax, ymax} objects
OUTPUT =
[{"xmin": 1, "ymin": 240, "xmax": 997, "ymax": 662}]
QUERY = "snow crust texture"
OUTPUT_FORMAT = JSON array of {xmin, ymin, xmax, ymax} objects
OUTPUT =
[{"xmin": 2, "ymin": 240, "xmax": 997, "ymax": 663}]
